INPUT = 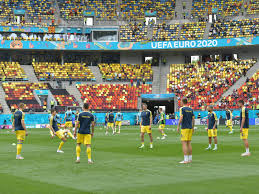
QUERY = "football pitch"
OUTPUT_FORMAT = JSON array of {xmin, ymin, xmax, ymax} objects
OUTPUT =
[{"xmin": 0, "ymin": 125, "xmax": 259, "ymax": 194}]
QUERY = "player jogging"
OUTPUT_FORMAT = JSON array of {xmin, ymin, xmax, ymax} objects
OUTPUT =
[
  {"xmin": 226, "ymin": 108, "xmax": 233, "ymax": 134},
  {"xmin": 139, "ymin": 103, "xmax": 153, "ymax": 149},
  {"xmin": 13, "ymin": 103, "xmax": 28, "ymax": 160},
  {"xmin": 206, "ymin": 106, "xmax": 218, "ymax": 151},
  {"xmin": 115, "ymin": 110, "xmax": 123, "ymax": 134},
  {"xmin": 158, "ymin": 108, "xmax": 167, "ymax": 139},
  {"xmin": 106, "ymin": 111, "xmax": 115, "ymax": 135},
  {"xmin": 49, "ymin": 108, "xmax": 67, "ymax": 153},
  {"xmin": 238, "ymin": 100, "xmax": 251, "ymax": 157},
  {"xmin": 74, "ymin": 103, "xmax": 95, "ymax": 164},
  {"xmin": 177, "ymin": 98, "xmax": 195, "ymax": 164}
]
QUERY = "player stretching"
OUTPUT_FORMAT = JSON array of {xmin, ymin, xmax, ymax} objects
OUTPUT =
[
  {"xmin": 13, "ymin": 103, "xmax": 28, "ymax": 160},
  {"xmin": 106, "ymin": 111, "xmax": 115, "ymax": 135},
  {"xmin": 63, "ymin": 108, "xmax": 75, "ymax": 139},
  {"xmin": 238, "ymin": 100, "xmax": 251, "ymax": 156},
  {"xmin": 158, "ymin": 108, "xmax": 167, "ymax": 139},
  {"xmin": 115, "ymin": 110, "xmax": 123, "ymax": 134},
  {"xmin": 226, "ymin": 108, "xmax": 233, "ymax": 134},
  {"xmin": 74, "ymin": 103, "xmax": 95, "ymax": 164},
  {"xmin": 139, "ymin": 103, "xmax": 153, "ymax": 149},
  {"xmin": 206, "ymin": 106, "xmax": 218, "ymax": 151},
  {"xmin": 177, "ymin": 98, "xmax": 195, "ymax": 164},
  {"xmin": 48, "ymin": 112, "xmax": 61, "ymax": 138},
  {"xmin": 49, "ymin": 109, "xmax": 67, "ymax": 153}
]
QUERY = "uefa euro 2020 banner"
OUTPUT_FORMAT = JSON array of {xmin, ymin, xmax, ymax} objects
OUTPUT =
[{"xmin": 0, "ymin": 36, "xmax": 258, "ymax": 51}]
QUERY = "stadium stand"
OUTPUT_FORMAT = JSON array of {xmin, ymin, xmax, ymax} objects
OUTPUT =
[
  {"xmin": 152, "ymin": 23, "xmax": 180, "ymax": 41},
  {"xmin": 209, "ymin": 18, "xmax": 259, "ymax": 39},
  {"xmin": 47, "ymin": 83, "xmax": 79, "ymax": 108},
  {"xmin": 77, "ymin": 83, "xmax": 152, "ymax": 110},
  {"xmin": 0, "ymin": 0, "xmax": 54, "ymax": 20},
  {"xmin": 0, "ymin": 61, "xmax": 27, "ymax": 81},
  {"xmin": 58, "ymin": 0, "xmax": 116, "ymax": 20},
  {"xmin": 192, "ymin": 0, "xmax": 243, "ymax": 18},
  {"xmin": 167, "ymin": 59, "xmax": 257, "ymax": 110},
  {"xmin": 54, "ymin": 94, "xmax": 79, "ymax": 107},
  {"xmin": 223, "ymin": 0, "xmax": 243, "ymax": 16},
  {"xmin": 120, "ymin": 21, "xmax": 212, "ymax": 41},
  {"xmin": 247, "ymin": 0, "xmax": 259, "ymax": 15},
  {"xmin": 2, "ymin": 82, "xmax": 48, "ymax": 112},
  {"xmin": 218, "ymin": 70, "xmax": 259, "ymax": 109},
  {"xmin": 120, "ymin": 0, "xmax": 176, "ymax": 20},
  {"xmin": 98, "ymin": 63, "xmax": 153, "ymax": 81},
  {"xmin": 120, "ymin": 23, "xmax": 148, "ymax": 42},
  {"xmin": 32, "ymin": 61, "xmax": 95, "ymax": 81},
  {"xmin": 180, "ymin": 22, "xmax": 206, "ymax": 40}
]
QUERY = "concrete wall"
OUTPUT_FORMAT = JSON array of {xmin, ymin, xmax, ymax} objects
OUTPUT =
[
  {"xmin": 118, "ymin": 46, "xmax": 259, "ymax": 64},
  {"xmin": 237, "ymin": 46, "xmax": 259, "ymax": 60},
  {"xmin": 160, "ymin": 52, "xmax": 185, "ymax": 64},
  {"xmin": 120, "ymin": 51, "xmax": 142, "ymax": 64}
]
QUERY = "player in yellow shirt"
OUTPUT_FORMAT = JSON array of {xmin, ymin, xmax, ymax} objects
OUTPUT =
[
  {"xmin": 206, "ymin": 106, "xmax": 218, "ymax": 151},
  {"xmin": 74, "ymin": 103, "xmax": 95, "ymax": 164},
  {"xmin": 139, "ymin": 103, "xmax": 153, "ymax": 149},
  {"xmin": 106, "ymin": 111, "xmax": 115, "ymax": 135},
  {"xmin": 158, "ymin": 108, "xmax": 167, "ymax": 139},
  {"xmin": 13, "ymin": 103, "xmax": 28, "ymax": 160},
  {"xmin": 225, "ymin": 108, "xmax": 233, "ymax": 134},
  {"xmin": 62, "ymin": 108, "xmax": 75, "ymax": 139},
  {"xmin": 177, "ymin": 98, "xmax": 195, "ymax": 164},
  {"xmin": 238, "ymin": 100, "xmax": 251, "ymax": 157},
  {"xmin": 115, "ymin": 110, "xmax": 123, "ymax": 134},
  {"xmin": 63, "ymin": 108, "xmax": 73, "ymax": 129},
  {"xmin": 49, "ymin": 108, "xmax": 67, "ymax": 153}
]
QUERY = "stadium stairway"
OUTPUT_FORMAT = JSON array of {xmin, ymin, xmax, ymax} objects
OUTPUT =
[
  {"xmin": 88, "ymin": 66, "xmax": 103, "ymax": 83},
  {"xmin": 181, "ymin": 0, "xmax": 193, "ymax": 19},
  {"xmin": 53, "ymin": 0, "xmax": 61, "ymax": 24},
  {"xmin": 21, "ymin": 65, "xmax": 39, "ymax": 83},
  {"xmin": 147, "ymin": 25, "xmax": 153, "ymax": 40},
  {"xmin": 64, "ymin": 82, "xmax": 84, "ymax": 106},
  {"xmin": 152, "ymin": 63, "xmax": 170, "ymax": 94},
  {"xmin": 203, "ymin": 22, "xmax": 212, "ymax": 39},
  {"xmin": 175, "ymin": 0, "xmax": 184, "ymax": 19},
  {"xmin": 159, "ymin": 63, "xmax": 170, "ymax": 94},
  {"xmin": 0, "ymin": 84, "xmax": 11, "ymax": 114},
  {"xmin": 152, "ymin": 66, "xmax": 160, "ymax": 94},
  {"xmin": 242, "ymin": 0, "xmax": 250, "ymax": 16},
  {"xmin": 216, "ymin": 60, "xmax": 259, "ymax": 104}
]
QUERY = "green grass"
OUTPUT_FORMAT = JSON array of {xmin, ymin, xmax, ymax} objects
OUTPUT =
[{"xmin": 0, "ymin": 125, "xmax": 259, "ymax": 194}]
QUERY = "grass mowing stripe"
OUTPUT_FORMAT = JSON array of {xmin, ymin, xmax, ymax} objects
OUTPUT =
[
  {"xmin": 108, "ymin": 174, "xmax": 259, "ymax": 194},
  {"xmin": 0, "ymin": 172, "xmax": 94, "ymax": 194}
]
